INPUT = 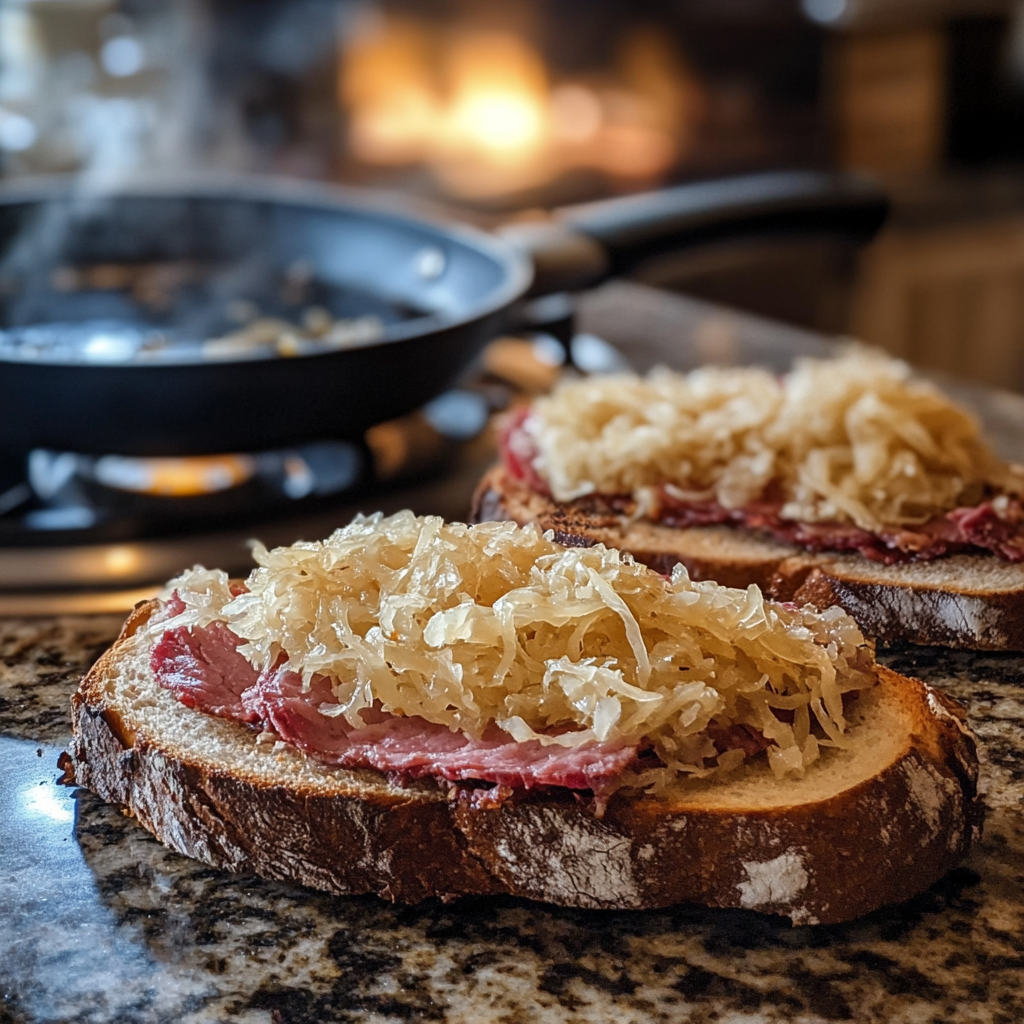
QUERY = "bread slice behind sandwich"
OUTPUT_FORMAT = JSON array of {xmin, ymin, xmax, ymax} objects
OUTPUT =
[
  {"xmin": 473, "ymin": 464, "xmax": 1024, "ymax": 650},
  {"xmin": 61, "ymin": 600, "xmax": 982, "ymax": 925}
]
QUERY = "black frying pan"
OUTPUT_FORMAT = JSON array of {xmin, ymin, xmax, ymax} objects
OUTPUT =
[{"xmin": 0, "ymin": 172, "xmax": 886, "ymax": 456}]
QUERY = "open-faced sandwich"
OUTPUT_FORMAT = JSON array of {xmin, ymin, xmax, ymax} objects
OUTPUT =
[
  {"xmin": 474, "ymin": 349, "xmax": 1024, "ymax": 649},
  {"xmin": 62, "ymin": 512, "xmax": 980, "ymax": 924}
]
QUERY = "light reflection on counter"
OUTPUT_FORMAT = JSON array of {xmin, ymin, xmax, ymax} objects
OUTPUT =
[{"xmin": 0, "ymin": 735, "xmax": 215, "ymax": 1018}]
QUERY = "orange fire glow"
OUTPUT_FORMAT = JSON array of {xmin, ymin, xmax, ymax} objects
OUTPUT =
[{"xmin": 340, "ymin": 14, "xmax": 704, "ymax": 198}]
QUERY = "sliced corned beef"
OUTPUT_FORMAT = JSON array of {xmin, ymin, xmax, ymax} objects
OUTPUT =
[
  {"xmin": 499, "ymin": 406, "xmax": 549, "ymax": 495},
  {"xmin": 706, "ymin": 721, "xmax": 773, "ymax": 759},
  {"xmin": 152, "ymin": 619, "xmax": 638, "ymax": 794},
  {"xmin": 257, "ymin": 664, "xmax": 638, "ymax": 790},
  {"xmin": 948, "ymin": 500, "xmax": 1024, "ymax": 561},
  {"xmin": 656, "ymin": 488, "xmax": 1024, "ymax": 565},
  {"xmin": 240, "ymin": 666, "xmax": 355, "ymax": 755},
  {"xmin": 151, "ymin": 622, "xmax": 261, "ymax": 722}
]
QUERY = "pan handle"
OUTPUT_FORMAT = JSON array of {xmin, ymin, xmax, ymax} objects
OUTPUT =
[{"xmin": 499, "ymin": 170, "xmax": 888, "ymax": 297}]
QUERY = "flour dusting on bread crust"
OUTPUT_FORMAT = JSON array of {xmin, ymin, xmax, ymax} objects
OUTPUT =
[
  {"xmin": 737, "ymin": 850, "xmax": 810, "ymax": 911},
  {"xmin": 492, "ymin": 807, "xmax": 641, "ymax": 909},
  {"xmin": 901, "ymin": 759, "xmax": 954, "ymax": 841}
]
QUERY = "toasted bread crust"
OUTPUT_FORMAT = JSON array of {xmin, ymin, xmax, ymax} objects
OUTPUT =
[
  {"xmin": 472, "ymin": 464, "xmax": 1024, "ymax": 650},
  {"xmin": 61, "ymin": 601, "xmax": 982, "ymax": 924},
  {"xmin": 792, "ymin": 566, "xmax": 1024, "ymax": 651}
]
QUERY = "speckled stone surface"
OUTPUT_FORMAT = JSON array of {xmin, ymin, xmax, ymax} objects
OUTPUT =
[{"xmin": 1, "ymin": 615, "xmax": 1023, "ymax": 1024}]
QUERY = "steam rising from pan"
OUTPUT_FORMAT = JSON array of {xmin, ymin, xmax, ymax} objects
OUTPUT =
[{"xmin": 0, "ymin": 189, "xmax": 408, "ymax": 365}]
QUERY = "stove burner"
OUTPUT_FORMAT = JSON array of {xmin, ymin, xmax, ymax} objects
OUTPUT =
[
  {"xmin": 90, "ymin": 453, "xmax": 257, "ymax": 497},
  {"xmin": 0, "ymin": 383, "xmax": 494, "ymax": 546},
  {"xmin": 0, "ymin": 321, "xmax": 616, "ymax": 613}
]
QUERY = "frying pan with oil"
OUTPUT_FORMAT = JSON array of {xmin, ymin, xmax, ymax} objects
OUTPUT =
[{"xmin": 0, "ymin": 172, "xmax": 886, "ymax": 456}]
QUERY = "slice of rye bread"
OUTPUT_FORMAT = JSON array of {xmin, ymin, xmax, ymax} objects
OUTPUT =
[
  {"xmin": 472, "ymin": 465, "xmax": 1024, "ymax": 651},
  {"xmin": 60, "ymin": 600, "xmax": 982, "ymax": 925}
]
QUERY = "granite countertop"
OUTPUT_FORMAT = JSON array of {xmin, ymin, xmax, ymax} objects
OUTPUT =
[{"xmin": 1, "ymin": 616, "xmax": 1023, "ymax": 1024}]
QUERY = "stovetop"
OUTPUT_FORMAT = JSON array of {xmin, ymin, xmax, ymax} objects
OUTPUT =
[
  {"xmin": 0, "ymin": 379, "xmax": 503, "ymax": 612},
  {"xmin": 6, "ymin": 280, "xmax": 1024, "ymax": 614}
]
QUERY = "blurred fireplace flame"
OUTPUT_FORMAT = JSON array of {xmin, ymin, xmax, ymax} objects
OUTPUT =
[
  {"xmin": 340, "ymin": 15, "xmax": 703, "ymax": 197},
  {"xmin": 447, "ymin": 33, "xmax": 548, "ymax": 160}
]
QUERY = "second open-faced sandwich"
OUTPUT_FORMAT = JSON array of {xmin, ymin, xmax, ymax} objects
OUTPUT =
[
  {"xmin": 62, "ymin": 512, "xmax": 980, "ymax": 924},
  {"xmin": 473, "ymin": 349, "xmax": 1024, "ymax": 649}
]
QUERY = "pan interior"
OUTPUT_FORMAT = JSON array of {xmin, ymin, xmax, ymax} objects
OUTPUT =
[{"xmin": 0, "ymin": 188, "xmax": 525, "ymax": 367}]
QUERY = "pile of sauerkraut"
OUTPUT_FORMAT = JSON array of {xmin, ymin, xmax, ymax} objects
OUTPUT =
[
  {"xmin": 161, "ymin": 512, "xmax": 877, "ymax": 786},
  {"xmin": 525, "ymin": 349, "xmax": 1023, "ymax": 531}
]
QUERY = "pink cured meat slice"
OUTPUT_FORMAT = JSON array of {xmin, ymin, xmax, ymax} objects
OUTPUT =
[
  {"xmin": 498, "ymin": 406, "xmax": 550, "ymax": 495},
  {"xmin": 948, "ymin": 501, "xmax": 1024, "ymax": 561},
  {"xmin": 656, "ymin": 490, "xmax": 1024, "ymax": 565},
  {"xmin": 152, "ymin": 620, "xmax": 637, "ymax": 792},
  {"xmin": 151, "ymin": 622, "xmax": 261, "ymax": 723},
  {"xmin": 247, "ymin": 665, "xmax": 637, "ymax": 790}
]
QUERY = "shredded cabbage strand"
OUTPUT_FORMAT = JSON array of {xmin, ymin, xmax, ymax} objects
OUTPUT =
[
  {"xmin": 527, "ymin": 348, "xmax": 1023, "ymax": 531},
  {"xmin": 161, "ymin": 512, "xmax": 876, "ymax": 785}
]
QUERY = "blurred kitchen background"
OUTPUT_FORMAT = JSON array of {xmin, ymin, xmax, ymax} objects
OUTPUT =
[{"xmin": 3, "ymin": 0, "xmax": 1024, "ymax": 390}]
